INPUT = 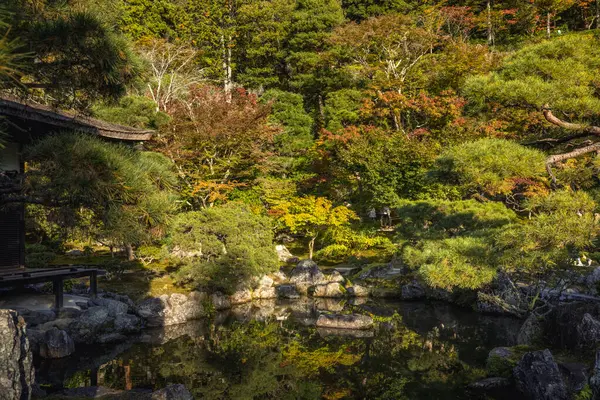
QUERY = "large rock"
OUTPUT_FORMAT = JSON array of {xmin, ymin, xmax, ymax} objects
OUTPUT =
[
  {"xmin": 290, "ymin": 260, "xmax": 326, "ymax": 293},
  {"xmin": 136, "ymin": 297, "xmax": 168, "ymax": 327},
  {"xmin": 517, "ymin": 314, "xmax": 544, "ymax": 346},
  {"xmin": 0, "ymin": 310, "xmax": 34, "ymax": 400},
  {"xmin": 585, "ymin": 267, "xmax": 600, "ymax": 295},
  {"xmin": 312, "ymin": 282, "xmax": 345, "ymax": 298},
  {"xmin": 253, "ymin": 286, "xmax": 277, "ymax": 299},
  {"xmin": 90, "ymin": 298, "xmax": 129, "ymax": 317},
  {"xmin": 324, "ymin": 271, "xmax": 344, "ymax": 283},
  {"xmin": 346, "ymin": 284, "xmax": 369, "ymax": 297},
  {"xmin": 513, "ymin": 349, "xmax": 568, "ymax": 400},
  {"xmin": 558, "ymin": 362, "xmax": 588, "ymax": 393},
  {"xmin": 258, "ymin": 275, "xmax": 274, "ymax": 288},
  {"xmin": 316, "ymin": 313, "xmax": 373, "ymax": 330},
  {"xmin": 39, "ymin": 327, "xmax": 75, "ymax": 359},
  {"xmin": 211, "ymin": 292, "xmax": 231, "ymax": 311},
  {"xmin": 151, "ymin": 384, "xmax": 193, "ymax": 400},
  {"xmin": 271, "ymin": 271, "xmax": 288, "ymax": 284},
  {"xmin": 181, "ymin": 292, "xmax": 206, "ymax": 321},
  {"xmin": 277, "ymin": 284, "xmax": 301, "ymax": 299},
  {"xmin": 401, "ymin": 280, "xmax": 426, "ymax": 300},
  {"xmin": 230, "ymin": 288, "xmax": 252, "ymax": 305},
  {"xmin": 476, "ymin": 292, "xmax": 523, "ymax": 318},
  {"xmin": 137, "ymin": 293, "xmax": 207, "ymax": 327},
  {"xmin": 576, "ymin": 313, "xmax": 600, "ymax": 349},
  {"xmin": 357, "ymin": 264, "xmax": 395, "ymax": 279},
  {"xmin": 276, "ymin": 244, "xmax": 298, "ymax": 263},
  {"xmin": 19, "ymin": 309, "xmax": 56, "ymax": 328},
  {"xmin": 486, "ymin": 347, "xmax": 516, "ymax": 378},
  {"xmin": 590, "ymin": 350, "xmax": 600, "ymax": 399},
  {"xmin": 253, "ymin": 275, "xmax": 277, "ymax": 299},
  {"xmin": 37, "ymin": 317, "xmax": 75, "ymax": 332},
  {"xmin": 114, "ymin": 314, "xmax": 142, "ymax": 334},
  {"xmin": 69, "ymin": 306, "xmax": 111, "ymax": 343}
]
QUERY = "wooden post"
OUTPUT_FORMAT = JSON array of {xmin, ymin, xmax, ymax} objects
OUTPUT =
[
  {"xmin": 90, "ymin": 271, "xmax": 98, "ymax": 299},
  {"xmin": 90, "ymin": 366, "xmax": 98, "ymax": 387},
  {"xmin": 53, "ymin": 277, "xmax": 63, "ymax": 311}
]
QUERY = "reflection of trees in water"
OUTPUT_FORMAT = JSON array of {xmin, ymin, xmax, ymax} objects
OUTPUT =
[{"xmin": 91, "ymin": 316, "xmax": 488, "ymax": 400}]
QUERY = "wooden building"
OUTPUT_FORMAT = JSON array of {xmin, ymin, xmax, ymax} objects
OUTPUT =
[{"xmin": 0, "ymin": 96, "xmax": 153, "ymax": 307}]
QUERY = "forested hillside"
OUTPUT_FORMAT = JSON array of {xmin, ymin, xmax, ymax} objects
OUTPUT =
[{"xmin": 2, "ymin": 0, "xmax": 600, "ymax": 300}]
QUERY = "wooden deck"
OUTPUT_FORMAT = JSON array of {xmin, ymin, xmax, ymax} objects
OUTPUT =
[{"xmin": 0, "ymin": 266, "xmax": 105, "ymax": 310}]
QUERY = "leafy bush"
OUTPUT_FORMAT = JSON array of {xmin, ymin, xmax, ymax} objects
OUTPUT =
[
  {"xmin": 435, "ymin": 138, "xmax": 546, "ymax": 197},
  {"xmin": 93, "ymin": 95, "xmax": 170, "ymax": 129},
  {"xmin": 170, "ymin": 203, "xmax": 278, "ymax": 293},
  {"xmin": 403, "ymin": 235, "xmax": 497, "ymax": 291},
  {"xmin": 496, "ymin": 191, "xmax": 599, "ymax": 278},
  {"xmin": 25, "ymin": 244, "xmax": 57, "ymax": 268},
  {"xmin": 395, "ymin": 199, "xmax": 517, "ymax": 240},
  {"xmin": 314, "ymin": 244, "xmax": 351, "ymax": 263}
]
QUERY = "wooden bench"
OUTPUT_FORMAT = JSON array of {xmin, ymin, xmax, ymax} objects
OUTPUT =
[{"xmin": 0, "ymin": 267, "xmax": 106, "ymax": 310}]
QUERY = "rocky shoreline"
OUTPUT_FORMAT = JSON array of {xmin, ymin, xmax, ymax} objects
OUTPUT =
[{"xmin": 7, "ymin": 258, "xmax": 600, "ymax": 399}]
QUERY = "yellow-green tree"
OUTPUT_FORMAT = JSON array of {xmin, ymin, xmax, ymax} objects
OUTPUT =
[{"xmin": 272, "ymin": 196, "xmax": 358, "ymax": 259}]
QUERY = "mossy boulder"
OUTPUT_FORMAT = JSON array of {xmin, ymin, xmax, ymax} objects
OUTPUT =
[{"xmin": 486, "ymin": 346, "xmax": 531, "ymax": 378}]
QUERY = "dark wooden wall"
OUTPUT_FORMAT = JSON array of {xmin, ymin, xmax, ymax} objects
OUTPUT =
[{"xmin": 0, "ymin": 205, "xmax": 24, "ymax": 269}]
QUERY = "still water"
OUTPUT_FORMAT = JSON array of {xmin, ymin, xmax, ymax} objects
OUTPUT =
[{"xmin": 36, "ymin": 298, "xmax": 523, "ymax": 399}]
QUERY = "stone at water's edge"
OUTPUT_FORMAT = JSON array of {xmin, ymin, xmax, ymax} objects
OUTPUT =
[
  {"xmin": 486, "ymin": 347, "xmax": 516, "ymax": 378},
  {"xmin": 0, "ymin": 310, "xmax": 34, "ymax": 400},
  {"xmin": 346, "ymin": 284, "xmax": 369, "ymax": 297},
  {"xmin": 401, "ymin": 280, "xmax": 426, "ymax": 300},
  {"xmin": 316, "ymin": 313, "xmax": 373, "ymax": 330},
  {"xmin": 276, "ymin": 244, "xmax": 298, "ymax": 263},
  {"xmin": 513, "ymin": 349, "xmax": 569, "ymax": 400},
  {"xmin": 151, "ymin": 384, "xmax": 194, "ymax": 400},
  {"xmin": 576, "ymin": 313, "xmax": 600, "ymax": 348},
  {"xmin": 137, "ymin": 292, "xmax": 208, "ymax": 327},
  {"xmin": 590, "ymin": 350, "xmax": 600, "ymax": 399},
  {"xmin": 253, "ymin": 286, "xmax": 277, "ymax": 299},
  {"xmin": 558, "ymin": 362, "xmax": 588, "ymax": 393},
  {"xmin": 39, "ymin": 327, "xmax": 75, "ymax": 359},
  {"xmin": 277, "ymin": 284, "xmax": 301, "ymax": 299},
  {"xmin": 313, "ymin": 282, "xmax": 345, "ymax": 298},
  {"xmin": 290, "ymin": 260, "xmax": 326, "ymax": 287},
  {"xmin": 517, "ymin": 313, "xmax": 543, "ymax": 346},
  {"xmin": 230, "ymin": 288, "xmax": 252, "ymax": 305}
]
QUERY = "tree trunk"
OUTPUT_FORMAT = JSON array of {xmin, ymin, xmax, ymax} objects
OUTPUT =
[
  {"xmin": 308, "ymin": 237, "xmax": 316, "ymax": 260},
  {"xmin": 125, "ymin": 244, "xmax": 134, "ymax": 261},
  {"xmin": 222, "ymin": 34, "xmax": 233, "ymax": 103},
  {"xmin": 597, "ymin": 0, "xmax": 600, "ymax": 29},
  {"xmin": 547, "ymin": 12, "xmax": 552, "ymax": 38},
  {"xmin": 487, "ymin": 0, "xmax": 494, "ymax": 46}
]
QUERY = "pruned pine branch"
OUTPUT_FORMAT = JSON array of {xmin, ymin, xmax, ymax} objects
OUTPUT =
[{"xmin": 542, "ymin": 105, "xmax": 600, "ymax": 183}]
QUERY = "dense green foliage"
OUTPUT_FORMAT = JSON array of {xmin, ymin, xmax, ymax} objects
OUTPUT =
[
  {"xmin": 24, "ymin": 134, "xmax": 178, "ymax": 250},
  {"xmin": 4, "ymin": 0, "xmax": 600, "ymax": 293},
  {"xmin": 169, "ymin": 203, "xmax": 279, "ymax": 293}
]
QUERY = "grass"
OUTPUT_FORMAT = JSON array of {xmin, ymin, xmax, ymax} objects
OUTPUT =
[
  {"xmin": 40, "ymin": 244, "xmax": 190, "ymax": 302},
  {"xmin": 98, "ymin": 272, "xmax": 188, "ymax": 302}
]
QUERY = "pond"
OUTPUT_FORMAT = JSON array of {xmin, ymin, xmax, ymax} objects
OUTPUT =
[{"xmin": 36, "ymin": 298, "xmax": 524, "ymax": 399}]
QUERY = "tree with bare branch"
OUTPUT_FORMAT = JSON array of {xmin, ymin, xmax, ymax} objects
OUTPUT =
[{"xmin": 137, "ymin": 38, "xmax": 204, "ymax": 113}]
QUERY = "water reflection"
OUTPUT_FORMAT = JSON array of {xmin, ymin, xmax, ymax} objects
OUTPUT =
[{"xmin": 36, "ymin": 299, "xmax": 523, "ymax": 399}]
